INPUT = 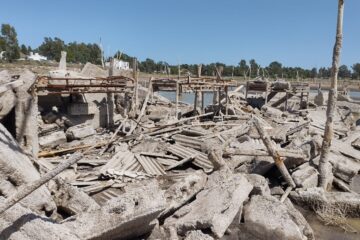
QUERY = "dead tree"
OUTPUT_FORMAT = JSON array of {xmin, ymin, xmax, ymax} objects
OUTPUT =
[{"xmin": 318, "ymin": 0, "xmax": 345, "ymax": 190}]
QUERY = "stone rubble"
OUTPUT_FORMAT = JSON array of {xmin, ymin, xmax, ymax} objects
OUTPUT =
[{"xmin": 0, "ymin": 66, "xmax": 359, "ymax": 239}]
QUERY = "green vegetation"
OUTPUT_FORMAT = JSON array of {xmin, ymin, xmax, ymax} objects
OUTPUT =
[
  {"xmin": 1, "ymin": 23, "xmax": 360, "ymax": 80},
  {"xmin": 0, "ymin": 24, "xmax": 20, "ymax": 62}
]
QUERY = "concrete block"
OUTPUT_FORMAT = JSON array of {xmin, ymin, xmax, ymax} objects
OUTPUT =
[
  {"xmin": 291, "ymin": 163, "xmax": 319, "ymax": 188},
  {"xmin": 39, "ymin": 130, "xmax": 67, "ymax": 149},
  {"xmin": 64, "ymin": 180, "xmax": 166, "ymax": 240},
  {"xmin": 243, "ymin": 195, "xmax": 311, "ymax": 240},
  {"xmin": 165, "ymin": 171, "xmax": 253, "ymax": 238},
  {"xmin": 66, "ymin": 123, "xmax": 96, "ymax": 140},
  {"xmin": 68, "ymin": 102, "xmax": 97, "ymax": 115}
]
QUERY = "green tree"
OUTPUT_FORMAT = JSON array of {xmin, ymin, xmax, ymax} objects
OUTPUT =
[
  {"xmin": 351, "ymin": 63, "xmax": 360, "ymax": 79},
  {"xmin": 20, "ymin": 44, "xmax": 28, "ymax": 55},
  {"xmin": 0, "ymin": 24, "xmax": 20, "ymax": 61},
  {"xmin": 38, "ymin": 37, "xmax": 65, "ymax": 61},
  {"xmin": 267, "ymin": 61, "xmax": 282, "ymax": 78},
  {"xmin": 249, "ymin": 59, "xmax": 259, "ymax": 78},
  {"xmin": 338, "ymin": 65, "xmax": 351, "ymax": 79},
  {"xmin": 310, "ymin": 68, "xmax": 318, "ymax": 79},
  {"xmin": 238, "ymin": 60, "xmax": 248, "ymax": 77}
]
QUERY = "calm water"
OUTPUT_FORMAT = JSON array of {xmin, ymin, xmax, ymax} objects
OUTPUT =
[{"xmin": 159, "ymin": 90, "xmax": 360, "ymax": 106}]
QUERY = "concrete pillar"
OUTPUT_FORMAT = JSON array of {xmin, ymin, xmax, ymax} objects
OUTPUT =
[
  {"xmin": 194, "ymin": 90, "xmax": 202, "ymax": 114},
  {"xmin": 59, "ymin": 51, "xmax": 67, "ymax": 70},
  {"xmin": 197, "ymin": 64, "xmax": 202, "ymax": 78},
  {"xmin": 15, "ymin": 71, "xmax": 39, "ymax": 158},
  {"xmin": 213, "ymin": 87, "xmax": 218, "ymax": 105}
]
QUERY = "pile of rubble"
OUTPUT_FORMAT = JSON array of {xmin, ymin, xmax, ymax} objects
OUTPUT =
[{"xmin": 0, "ymin": 63, "xmax": 360, "ymax": 239}]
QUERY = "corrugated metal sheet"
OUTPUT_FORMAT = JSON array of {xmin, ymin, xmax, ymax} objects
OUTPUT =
[
  {"xmin": 135, "ymin": 154, "xmax": 166, "ymax": 176},
  {"xmin": 172, "ymin": 134, "xmax": 203, "ymax": 150},
  {"xmin": 101, "ymin": 151, "xmax": 144, "ymax": 173},
  {"xmin": 167, "ymin": 144, "xmax": 213, "ymax": 171}
]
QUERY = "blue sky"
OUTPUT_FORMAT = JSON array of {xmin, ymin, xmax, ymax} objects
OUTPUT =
[{"xmin": 0, "ymin": 0, "xmax": 359, "ymax": 68}]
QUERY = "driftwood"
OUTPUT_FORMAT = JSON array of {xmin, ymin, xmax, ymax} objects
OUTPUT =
[
  {"xmin": 99, "ymin": 116, "xmax": 128, "ymax": 155},
  {"xmin": 319, "ymin": 0, "xmax": 344, "ymax": 189},
  {"xmin": 127, "ymin": 79, "xmax": 152, "ymax": 136},
  {"xmin": 253, "ymin": 116, "xmax": 296, "ymax": 188}
]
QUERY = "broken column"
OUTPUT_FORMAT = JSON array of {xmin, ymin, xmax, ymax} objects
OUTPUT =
[
  {"xmin": 15, "ymin": 70, "xmax": 39, "ymax": 157},
  {"xmin": 59, "ymin": 51, "xmax": 67, "ymax": 70}
]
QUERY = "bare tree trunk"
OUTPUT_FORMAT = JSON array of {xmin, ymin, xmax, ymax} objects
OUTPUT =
[{"xmin": 318, "ymin": 0, "xmax": 344, "ymax": 190}]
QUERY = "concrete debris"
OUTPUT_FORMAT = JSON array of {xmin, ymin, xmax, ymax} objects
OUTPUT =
[
  {"xmin": 63, "ymin": 180, "xmax": 166, "ymax": 240},
  {"xmin": 1, "ymin": 67, "xmax": 360, "ymax": 239},
  {"xmin": 39, "ymin": 130, "xmax": 67, "ymax": 149},
  {"xmin": 165, "ymin": 171, "xmax": 253, "ymax": 238},
  {"xmin": 291, "ymin": 163, "xmax": 319, "ymax": 188},
  {"xmin": 184, "ymin": 230, "xmax": 214, "ymax": 240},
  {"xmin": 65, "ymin": 123, "xmax": 96, "ymax": 140},
  {"xmin": 0, "ymin": 197, "xmax": 79, "ymax": 240},
  {"xmin": 0, "ymin": 123, "xmax": 56, "ymax": 214},
  {"xmin": 242, "ymin": 195, "xmax": 313, "ymax": 240}
]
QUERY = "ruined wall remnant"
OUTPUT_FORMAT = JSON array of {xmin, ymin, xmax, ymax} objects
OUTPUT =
[{"xmin": 0, "ymin": 123, "xmax": 56, "ymax": 214}]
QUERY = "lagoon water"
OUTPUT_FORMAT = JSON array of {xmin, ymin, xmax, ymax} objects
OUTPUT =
[{"xmin": 159, "ymin": 90, "xmax": 360, "ymax": 106}]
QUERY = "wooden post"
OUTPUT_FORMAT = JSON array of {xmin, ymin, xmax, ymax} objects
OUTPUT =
[
  {"xmin": 213, "ymin": 87, "xmax": 218, "ymax": 105},
  {"xmin": 107, "ymin": 58, "xmax": 114, "ymax": 127},
  {"xmin": 194, "ymin": 90, "xmax": 198, "ymax": 115},
  {"xmin": 201, "ymin": 91, "xmax": 205, "ymax": 112},
  {"xmin": 218, "ymin": 88, "xmax": 221, "ymax": 110},
  {"xmin": 318, "ymin": 0, "xmax": 345, "ymax": 190},
  {"xmin": 265, "ymin": 83, "xmax": 269, "ymax": 104},
  {"xmin": 133, "ymin": 58, "xmax": 138, "ymax": 111},
  {"xmin": 245, "ymin": 81, "xmax": 249, "ymax": 100},
  {"xmin": 175, "ymin": 80, "xmax": 179, "ymax": 119},
  {"xmin": 253, "ymin": 116, "xmax": 296, "ymax": 188},
  {"xmin": 225, "ymin": 86, "xmax": 229, "ymax": 115}
]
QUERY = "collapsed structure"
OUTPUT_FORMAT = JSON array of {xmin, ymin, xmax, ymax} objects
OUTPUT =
[{"xmin": 0, "ymin": 55, "xmax": 360, "ymax": 239}]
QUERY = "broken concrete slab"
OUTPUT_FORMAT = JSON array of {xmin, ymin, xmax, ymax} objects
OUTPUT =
[
  {"xmin": 243, "ymin": 195, "xmax": 312, "ymax": 240},
  {"xmin": 63, "ymin": 180, "xmax": 166, "ymax": 240},
  {"xmin": 49, "ymin": 178, "xmax": 100, "ymax": 217},
  {"xmin": 39, "ymin": 130, "xmax": 67, "ymax": 149},
  {"xmin": 81, "ymin": 62, "xmax": 108, "ymax": 77},
  {"xmin": 65, "ymin": 123, "xmax": 96, "ymax": 140},
  {"xmin": 0, "ymin": 70, "xmax": 17, "ymax": 119},
  {"xmin": 0, "ymin": 123, "xmax": 56, "ymax": 214},
  {"xmin": 165, "ymin": 170, "xmax": 253, "ymax": 238},
  {"xmin": 185, "ymin": 230, "xmax": 214, "ymax": 240},
  {"xmin": 351, "ymin": 137, "xmax": 360, "ymax": 150},
  {"xmin": 291, "ymin": 163, "xmax": 319, "ymax": 188},
  {"xmin": 0, "ymin": 197, "xmax": 79, "ymax": 240},
  {"xmin": 245, "ymin": 173, "xmax": 271, "ymax": 196},
  {"xmin": 160, "ymin": 171, "xmax": 207, "ymax": 219}
]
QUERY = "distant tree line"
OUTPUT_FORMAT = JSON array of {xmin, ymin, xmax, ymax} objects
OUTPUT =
[
  {"xmin": 0, "ymin": 23, "xmax": 101, "ymax": 64},
  {"xmin": 114, "ymin": 51, "xmax": 360, "ymax": 80},
  {"xmin": 1, "ymin": 23, "xmax": 360, "ymax": 80}
]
